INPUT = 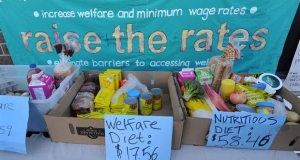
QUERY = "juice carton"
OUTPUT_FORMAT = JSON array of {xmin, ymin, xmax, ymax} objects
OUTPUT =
[
  {"xmin": 195, "ymin": 67, "xmax": 213, "ymax": 85},
  {"xmin": 28, "ymin": 71, "xmax": 55, "ymax": 100},
  {"xmin": 177, "ymin": 68, "xmax": 196, "ymax": 86}
]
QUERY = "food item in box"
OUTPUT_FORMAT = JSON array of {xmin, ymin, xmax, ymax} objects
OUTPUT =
[
  {"xmin": 5, "ymin": 91, "xmax": 30, "ymax": 97},
  {"xmin": 79, "ymin": 82, "xmax": 99, "ymax": 95},
  {"xmin": 72, "ymin": 92, "xmax": 95, "ymax": 114},
  {"xmin": 53, "ymin": 42, "xmax": 75, "ymax": 89},
  {"xmin": 77, "ymin": 109, "xmax": 108, "ymax": 119},
  {"xmin": 106, "ymin": 69, "xmax": 122, "ymax": 89},
  {"xmin": 229, "ymin": 90, "xmax": 247, "ymax": 105},
  {"xmin": 208, "ymin": 40, "xmax": 241, "ymax": 92},
  {"xmin": 255, "ymin": 102, "xmax": 275, "ymax": 114},
  {"xmin": 139, "ymin": 93, "xmax": 153, "ymax": 115},
  {"xmin": 208, "ymin": 56, "xmax": 232, "ymax": 92},
  {"xmin": 195, "ymin": 67, "xmax": 213, "ymax": 85},
  {"xmin": 181, "ymin": 80, "xmax": 204, "ymax": 101},
  {"xmin": 127, "ymin": 89, "xmax": 140, "ymax": 98},
  {"xmin": 286, "ymin": 111, "xmax": 300, "ymax": 123},
  {"xmin": 111, "ymin": 93, "xmax": 127, "ymax": 114},
  {"xmin": 203, "ymin": 83, "xmax": 230, "ymax": 111},
  {"xmin": 150, "ymin": 88, "xmax": 163, "ymax": 111},
  {"xmin": 99, "ymin": 72, "xmax": 117, "ymax": 90},
  {"xmin": 235, "ymin": 84, "xmax": 269, "ymax": 107},
  {"xmin": 184, "ymin": 97, "xmax": 212, "ymax": 118},
  {"xmin": 123, "ymin": 97, "xmax": 138, "ymax": 115},
  {"xmin": 177, "ymin": 68, "xmax": 195, "ymax": 87},
  {"xmin": 27, "ymin": 63, "xmax": 42, "ymax": 84},
  {"xmin": 28, "ymin": 71, "xmax": 55, "ymax": 100},
  {"xmin": 220, "ymin": 79, "xmax": 235, "ymax": 102},
  {"xmin": 111, "ymin": 73, "xmax": 149, "ymax": 104},
  {"xmin": 94, "ymin": 87, "xmax": 116, "ymax": 109},
  {"xmin": 230, "ymin": 73, "xmax": 245, "ymax": 84}
]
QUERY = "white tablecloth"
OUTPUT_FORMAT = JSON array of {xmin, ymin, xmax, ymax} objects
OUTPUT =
[{"xmin": 0, "ymin": 134, "xmax": 299, "ymax": 160}]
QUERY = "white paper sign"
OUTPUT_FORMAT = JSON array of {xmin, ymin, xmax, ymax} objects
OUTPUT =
[
  {"xmin": 283, "ymin": 40, "xmax": 300, "ymax": 91},
  {"xmin": 0, "ymin": 95, "xmax": 29, "ymax": 154},
  {"xmin": 105, "ymin": 115, "xmax": 173, "ymax": 160}
]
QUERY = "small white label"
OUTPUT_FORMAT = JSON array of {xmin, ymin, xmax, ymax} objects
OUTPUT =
[{"xmin": 33, "ymin": 88, "xmax": 46, "ymax": 100}]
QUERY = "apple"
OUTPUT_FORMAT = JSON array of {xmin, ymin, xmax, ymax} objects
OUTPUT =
[{"xmin": 229, "ymin": 90, "xmax": 247, "ymax": 104}]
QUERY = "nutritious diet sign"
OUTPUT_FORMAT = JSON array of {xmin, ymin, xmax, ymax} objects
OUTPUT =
[
  {"xmin": 0, "ymin": 0, "xmax": 299, "ymax": 73},
  {"xmin": 105, "ymin": 115, "xmax": 173, "ymax": 160},
  {"xmin": 206, "ymin": 111, "xmax": 286, "ymax": 150},
  {"xmin": 0, "ymin": 95, "xmax": 29, "ymax": 154}
]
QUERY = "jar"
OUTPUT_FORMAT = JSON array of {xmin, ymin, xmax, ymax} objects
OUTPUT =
[{"xmin": 255, "ymin": 102, "xmax": 275, "ymax": 114}]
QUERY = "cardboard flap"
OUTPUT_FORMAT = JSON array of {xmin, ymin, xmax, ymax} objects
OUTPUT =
[
  {"xmin": 172, "ymin": 72, "xmax": 188, "ymax": 120},
  {"xmin": 168, "ymin": 73, "xmax": 184, "ymax": 122},
  {"xmin": 278, "ymin": 87, "xmax": 300, "ymax": 113}
]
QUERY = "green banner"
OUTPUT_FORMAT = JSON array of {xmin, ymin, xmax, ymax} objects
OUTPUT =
[{"xmin": 0, "ymin": 0, "xmax": 299, "ymax": 73}]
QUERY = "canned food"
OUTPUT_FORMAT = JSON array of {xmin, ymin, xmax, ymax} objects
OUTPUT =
[
  {"xmin": 123, "ymin": 97, "xmax": 138, "ymax": 115},
  {"xmin": 139, "ymin": 93, "xmax": 153, "ymax": 115},
  {"xmin": 150, "ymin": 88, "xmax": 163, "ymax": 110}
]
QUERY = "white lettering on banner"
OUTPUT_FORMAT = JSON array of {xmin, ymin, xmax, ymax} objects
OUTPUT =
[
  {"xmin": 0, "ymin": 96, "xmax": 29, "ymax": 154},
  {"xmin": 105, "ymin": 115, "xmax": 173, "ymax": 160},
  {"xmin": 136, "ymin": 8, "xmax": 183, "ymax": 18},
  {"xmin": 206, "ymin": 112, "xmax": 286, "ymax": 150},
  {"xmin": 48, "ymin": 58, "xmax": 210, "ymax": 68}
]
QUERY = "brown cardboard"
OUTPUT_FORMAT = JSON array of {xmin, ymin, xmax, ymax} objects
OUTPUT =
[
  {"xmin": 173, "ymin": 72, "xmax": 300, "ymax": 151},
  {"xmin": 44, "ymin": 71, "xmax": 184, "ymax": 150}
]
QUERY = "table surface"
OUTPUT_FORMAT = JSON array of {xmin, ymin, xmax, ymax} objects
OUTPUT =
[{"xmin": 0, "ymin": 133, "xmax": 299, "ymax": 160}]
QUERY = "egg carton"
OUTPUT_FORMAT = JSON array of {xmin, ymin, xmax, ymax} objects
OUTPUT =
[{"xmin": 0, "ymin": 80, "xmax": 19, "ymax": 95}]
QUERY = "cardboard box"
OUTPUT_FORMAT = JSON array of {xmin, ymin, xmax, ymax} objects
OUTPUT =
[
  {"xmin": 173, "ymin": 72, "xmax": 300, "ymax": 151},
  {"xmin": 44, "ymin": 71, "xmax": 184, "ymax": 150}
]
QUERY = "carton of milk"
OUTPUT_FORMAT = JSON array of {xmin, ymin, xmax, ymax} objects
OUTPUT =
[
  {"xmin": 28, "ymin": 71, "xmax": 55, "ymax": 100},
  {"xmin": 177, "ymin": 68, "xmax": 196, "ymax": 86}
]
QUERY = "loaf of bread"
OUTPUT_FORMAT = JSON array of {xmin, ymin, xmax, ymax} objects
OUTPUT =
[
  {"xmin": 72, "ymin": 92, "xmax": 95, "ymax": 114},
  {"xmin": 79, "ymin": 82, "xmax": 99, "ymax": 95},
  {"xmin": 208, "ymin": 56, "xmax": 232, "ymax": 92}
]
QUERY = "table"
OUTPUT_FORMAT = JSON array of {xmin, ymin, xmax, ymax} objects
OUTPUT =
[{"xmin": 0, "ymin": 133, "xmax": 299, "ymax": 160}]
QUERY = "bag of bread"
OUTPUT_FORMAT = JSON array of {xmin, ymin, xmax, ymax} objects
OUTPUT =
[
  {"xmin": 72, "ymin": 92, "xmax": 95, "ymax": 115},
  {"xmin": 53, "ymin": 39, "xmax": 76, "ymax": 89},
  {"xmin": 208, "ymin": 39, "xmax": 242, "ymax": 92}
]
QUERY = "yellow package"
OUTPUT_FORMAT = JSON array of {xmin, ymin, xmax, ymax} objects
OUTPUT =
[
  {"xmin": 94, "ymin": 87, "xmax": 116, "ymax": 107},
  {"xmin": 99, "ymin": 72, "xmax": 117, "ymax": 90},
  {"xmin": 94, "ymin": 103, "xmax": 110, "ymax": 109},
  {"xmin": 110, "ymin": 93, "xmax": 127, "ymax": 109},
  {"xmin": 184, "ymin": 98, "xmax": 212, "ymax": 118},
  {"xmin": 111, "ymin": 108, "xmax": 124, "ymax": 114},
  {"xmin": 235, "ymin": 84, "xmax": 270, "ymax": 107},
  {"xmin": 106, "ymin": 69, "xmax": 122, "ymax": 89},
  {"xmin": 77, "ymin": 109, "xmax": 109, "ymax": 119}
]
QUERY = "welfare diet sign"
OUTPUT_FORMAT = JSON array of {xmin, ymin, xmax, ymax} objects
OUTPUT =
[{"xmin": 0, "ymin": 0, "xmax": 299, "ymax": 73}]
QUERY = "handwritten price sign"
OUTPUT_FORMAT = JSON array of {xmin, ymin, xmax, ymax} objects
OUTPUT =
[
  {"xmin": 105, "ymin": 115, "xmax": 173, "ymax": 160},
  {"xmin": 0, "ymin": 95, "xmax": 29, "ymax": 154},
  {"xmin": 284, "ymin": 40, "xmax": 300, "ymax": 91},
  {"xmin": 206, "ymin": 111, "xmax": 286, "ymax": 149}
]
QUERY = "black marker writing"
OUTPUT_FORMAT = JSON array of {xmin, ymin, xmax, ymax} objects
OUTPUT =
[
  {"xmin": 0, "ymin": 103, "xmax": 14, "ymax": 110},
  {"xmin": 106, "ymin": 118, "xmax": 161, "ymax": 131}
]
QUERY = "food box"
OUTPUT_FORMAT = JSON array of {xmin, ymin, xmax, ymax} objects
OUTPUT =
[
  {"xmin": 0, "ymin": 65, "xmax": 80, "ymax": 132},
  {"xmin": 173, "ymin": 72, "xmax": 300, "ymax": 151},
  {"xmin": 44, "ymin": 71, "xmax": 184, "ymax": 150}
]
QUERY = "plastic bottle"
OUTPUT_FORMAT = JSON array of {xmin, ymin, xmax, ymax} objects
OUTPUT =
[
  {"xmin": 27, "ymin": 63, "xmax": 42, "ymax": 84},
  {"xmin": 220, "ymin": 79, "xmax": 235, "ymax": 102}
]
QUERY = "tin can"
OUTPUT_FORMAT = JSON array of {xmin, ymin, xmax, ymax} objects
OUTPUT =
[
  {"xmin": 150, "ymin": 88, "xmax": 163, "ymax": 110},
  {"xmin": 123, "ymin": 97, "xmax": 138, "ymax": 115},
  {"xmin": 139, "ymin": 93, "xmax": 153, "ymax": 115}
]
